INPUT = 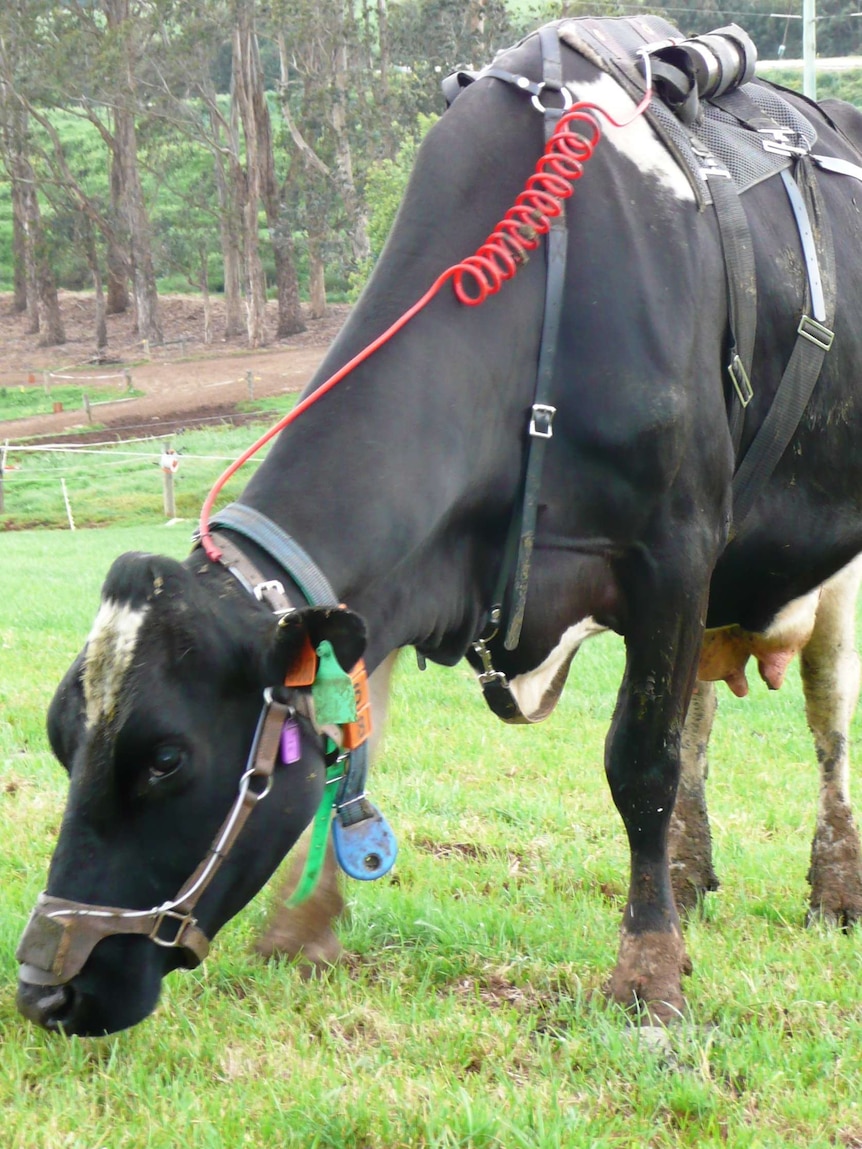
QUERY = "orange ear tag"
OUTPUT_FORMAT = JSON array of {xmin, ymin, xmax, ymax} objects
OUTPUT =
[
  {"xmin": 342, "ymin": 660, "xmax": 373, "ymax": 749},
  {"xmin": 283, "ymin": 633, "xmax": 318, "ymax": 687}
]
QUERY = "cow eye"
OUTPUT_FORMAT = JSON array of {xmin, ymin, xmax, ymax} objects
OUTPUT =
[{"xmin": 149, "ymin": 744, "xmax": 186, "ymax": 783}]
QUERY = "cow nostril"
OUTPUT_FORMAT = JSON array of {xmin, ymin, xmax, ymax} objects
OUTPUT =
[{"xmin": 16, "ymin": 980, "xmax": 77, "ymax": 1032}]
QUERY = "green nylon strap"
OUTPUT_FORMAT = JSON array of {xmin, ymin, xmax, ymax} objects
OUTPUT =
[{"xmin": 285, "ymin": 758, "xmax": 344, "ymax": 908}]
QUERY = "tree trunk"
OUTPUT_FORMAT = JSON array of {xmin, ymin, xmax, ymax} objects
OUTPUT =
[
  {"xmin": 12, "ymin": 145, "xmax": 65, "ymax": 345},
  {"xmin": 210, "ymin": 92, "xmax": 246, "ymax": 339},
  {"xmin": 307, "ymin": 236, "xmax": 326, "ymax": 319},
  {"xmin": 232, "ymin": 4, "xmax": 269, "ymax": 347},
  {"xmin": 11, "ymin": 186, "xmax": 28, "ymax": 313},
  {"xmin": 83, "ymin": 218, "xmax": 108, "ymax": 350},
  {"xmin": 235, "ymin": 1, "xmax": 304, "ymax": 340},
  {"xmin": 105, "ymin": 0, "xmax": 162, "ymax": 343},
  {"xmin": 35, "ymin": 219, "xmax": 66, "ymax": 347},
  {"xmin": 331, "ymin": 40, "xmax": 371, "ymax": 265},
  {"xmin": 200, "ymin": 243, "xmax": 212, "ymax": 344},
  {"xmin": 113, "ymin": 107, "xmax": 162, "ymax": 343},
  {"xmin": 106, "ymin": 153, "xmax": 130, "ymax": 314}
]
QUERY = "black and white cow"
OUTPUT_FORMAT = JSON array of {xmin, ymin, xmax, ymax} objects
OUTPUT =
[{"xmin": 16, "ymin": 21, "xmax": 862, "ymax": 1033}]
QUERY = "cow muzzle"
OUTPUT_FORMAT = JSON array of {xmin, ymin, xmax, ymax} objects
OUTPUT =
[
  {"xmin": 16, "ymin": 892, "xmax": 209, "ymax": 987},
  {"xmin": 16, "ymin": 691, "xmax": 290, "ymax": 991}
]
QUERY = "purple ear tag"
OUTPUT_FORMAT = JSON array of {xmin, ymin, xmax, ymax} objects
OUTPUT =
[{"xmin": 280, "ymin": 718, "xmax": 302, "ymax": 765}]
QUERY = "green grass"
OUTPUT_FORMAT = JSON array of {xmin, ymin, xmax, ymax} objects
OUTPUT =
[
  {"xmin": 0, "ymin": 417, "xmax": 291, "ymax": 531},
  {"xmin": 1, "ymin": 525, "xmax": 862, "ymax": 1145},
  {"xmin": 0, "ymin": 383, "xmax": 142, "ymax": 422}
]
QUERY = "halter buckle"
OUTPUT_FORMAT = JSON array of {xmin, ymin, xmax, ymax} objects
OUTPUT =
[{"xmin": 149, "ymin": 908, "xmax": 198, "ymax": 949}]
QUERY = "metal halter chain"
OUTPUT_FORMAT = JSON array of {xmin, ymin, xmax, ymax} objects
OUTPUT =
[{"xmin": 16, "ymin": 693, "xmax": 290, "ymax": 986}]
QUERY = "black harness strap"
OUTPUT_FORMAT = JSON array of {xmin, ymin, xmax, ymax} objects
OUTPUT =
[
  {"xmin": 731, "ymin": 158, "xmax": 836, "ymax": 533},
  {"xmin": 210, "ymin": 502, "xmax": 338, "ymax": 605},
  {"xmin": 701, "ymin": 158, "xmax": 757, "ymax": 451},
  {"xmin": 503, "ymin": 23, "xmax": 568, "ymax": 652}
]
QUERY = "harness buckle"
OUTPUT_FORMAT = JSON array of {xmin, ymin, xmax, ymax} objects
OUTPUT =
[
  {"xmin": 149, "ymin": 908, "xmax": 198, "ymax": 949},
  {"xmin": 728, "ymin": 353, "xmax": 754, "ymax": 407},
  {"xmin": 253, "ymin": 579, "xmax": 286, "ymax": 603},
  {"xmin": 797, "ymin": 314, "xmax": 835, "ymax": 352},
  {"xmin": 529, "ymin": 403, "xmax": 556, "ymax": 438},
  {"xmin": 760, "ymin": 128, "xmax": 810, "ymax": 158}
]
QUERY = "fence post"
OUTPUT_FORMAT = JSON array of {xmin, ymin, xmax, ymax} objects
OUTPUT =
[
  {"xmin": 83, "ymin": 394, "xmax": 92, "ymax": 423},
  {"xmin": 246, "ymin": 370, "xmax": 254, "ymax": 401},
  {"xmin": 0, "ymin": 441, "xmax": 7, "ymax": 514},
  {"xmin": 43, "ymin": 371, "xmax": 50, "ymax": 395},
  {"xmin": 160, "ymin": 444, "xmax": 179, "ymax": 518},
  {"xmin": 124, "ymin": 369, "xmax": 133, "ymax": 392}
]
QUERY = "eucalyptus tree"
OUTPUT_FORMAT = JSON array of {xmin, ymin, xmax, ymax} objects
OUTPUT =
[{"xmin": 0, "ymin": 0, "xmax": 65, "ymax": 344}]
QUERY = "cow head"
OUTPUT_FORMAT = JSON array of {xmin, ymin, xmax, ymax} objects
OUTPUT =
[{"xmin": 16, "ymin": 551, "xmax": 366, "ymax": 1036}]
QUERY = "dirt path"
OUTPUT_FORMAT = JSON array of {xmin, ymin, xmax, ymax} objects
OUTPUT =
[{"xmin": 0, "ymin": 293, "xmax": 348, "ymax": 442}]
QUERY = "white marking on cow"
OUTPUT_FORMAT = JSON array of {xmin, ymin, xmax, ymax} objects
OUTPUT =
[
  {"xmin": 801, "ymin": 556, "xmax": 862, "ymax": 816},
  {"xmin": 509, "ymin": 617, "xmax": 607, "ymax": 722},
  {"xmin": 82, "ymin": 599, "xmax": 149, "ymax": 729},
  {"xmin": 566, "ymin": 74, "xmax": 696, "ymax": 204}
]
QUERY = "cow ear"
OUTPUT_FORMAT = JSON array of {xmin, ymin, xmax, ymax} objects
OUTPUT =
[
  {"xmin": 271, "ymin": 606, "xmax": 367, "ymax": 680},
  {"xmin": 47, "ymin": 654, "xmax": 87, "ymax": 774}
]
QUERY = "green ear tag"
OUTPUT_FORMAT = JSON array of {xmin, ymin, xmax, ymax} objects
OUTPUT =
[{"xmin": 312, "ymin": 640, "xmax": 358, "ymax": 726}]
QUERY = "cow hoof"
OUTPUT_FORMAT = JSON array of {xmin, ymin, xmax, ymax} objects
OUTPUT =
[
  {"xmin": 605, "ymin": 927, "xmax": 691, "ymax": 1024},
  {"xmin": 254, "ymin": 922, "xmax": 343, "ymax": 975},
  {"xmin": 806, "ymin": 804, "xmax": 862, "ymax": 930},
  {"xmin": 669, "ymin": 868, "xmax": 721, "ymax": 916}
]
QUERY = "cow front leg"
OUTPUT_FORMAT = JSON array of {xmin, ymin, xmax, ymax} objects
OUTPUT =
[
  {"xmin": 801, "ymin": 557, "xmax": 862, "ymax": 927},
  {"xmin": 255, "ymin": 835, "xmax": 345, "ymax": 971},
  {"xmin": 603, "ymin": 585, "xmax": 707, "ymax": 1021},
  {"xmin": 669, "ymin": 680, "xmax": 720, "ymax": 911},
  {"xmin": 255, "ymin": 653, "xmax": 399, "ymax": 968}
]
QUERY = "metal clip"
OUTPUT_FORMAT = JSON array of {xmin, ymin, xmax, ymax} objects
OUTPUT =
[
  {"xmin": 529, "ymin": 403, "xmax": 556, "ymax": 438},
  {"xmin": 254, "ymin": 579, "xmax": 285, "ymax": 601},
  {"xmin": 699, "ymin": 157, "xmax": 731, "ymax": 180},
  {"xmin": 728, "ymin": 354, "xmax": 754, "ymax": 407},
  {"xmin": 760, "ymin": 128, "xmax": 810, "ymax": 158},
  {"xmin": 690, "ymin": 139, "xmax": 731, "ymax": 181},
  {"xmin": 797, "ymin": 314, "xmax": 834, "ymax": 352},
  {"xmin": 472, "ymin": 638, "xmax": 510, "ymax": 688},
  {"xmin": 531, "ymin": 82, "xmax": 574, "ymax": 114}
]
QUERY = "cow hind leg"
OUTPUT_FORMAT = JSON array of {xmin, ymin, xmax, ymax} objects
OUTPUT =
[
  {"xmin": 801, "ymin": 557, "xmax": 862, "ymax": 928},
  {"xmin": 669, "ymin": 680, "xmax": 721, "ymax": 912}
]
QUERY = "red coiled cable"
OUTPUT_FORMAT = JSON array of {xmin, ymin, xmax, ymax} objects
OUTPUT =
[{"xmin": 200, "ymin": 85, "xmax": 652, "ymax": 560}]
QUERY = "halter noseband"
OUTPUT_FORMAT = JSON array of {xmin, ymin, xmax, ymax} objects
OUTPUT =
[{"xmin": 17, "ymin": 691, "xmax": 289, "ymax": 984}]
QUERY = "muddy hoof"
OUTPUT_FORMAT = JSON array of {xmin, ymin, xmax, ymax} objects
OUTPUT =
[
  {"xmin": 254, "ymin": 920, "xmax": 343, "ymax": 974},
  {"xmin": 806, "ymin": 807, "xmax": 862, "ymax": 930},
  {"xmin": 605, "ymin": 927, "xmax": 691, "ymax": 1024}
]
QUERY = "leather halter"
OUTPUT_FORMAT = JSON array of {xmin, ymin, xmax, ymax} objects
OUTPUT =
[{"xmin": 17, "ymin": 691, "xmax": 291, "ymax": 983}]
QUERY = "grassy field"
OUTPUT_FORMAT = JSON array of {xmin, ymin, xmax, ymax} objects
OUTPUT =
[
  {"xmin": 0, "ymin": 411, "xmax": 292, "ymax": 531},
  {"xmin": 1, "ymin": 521, "xmax": 861, "ymax": 1147}
]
